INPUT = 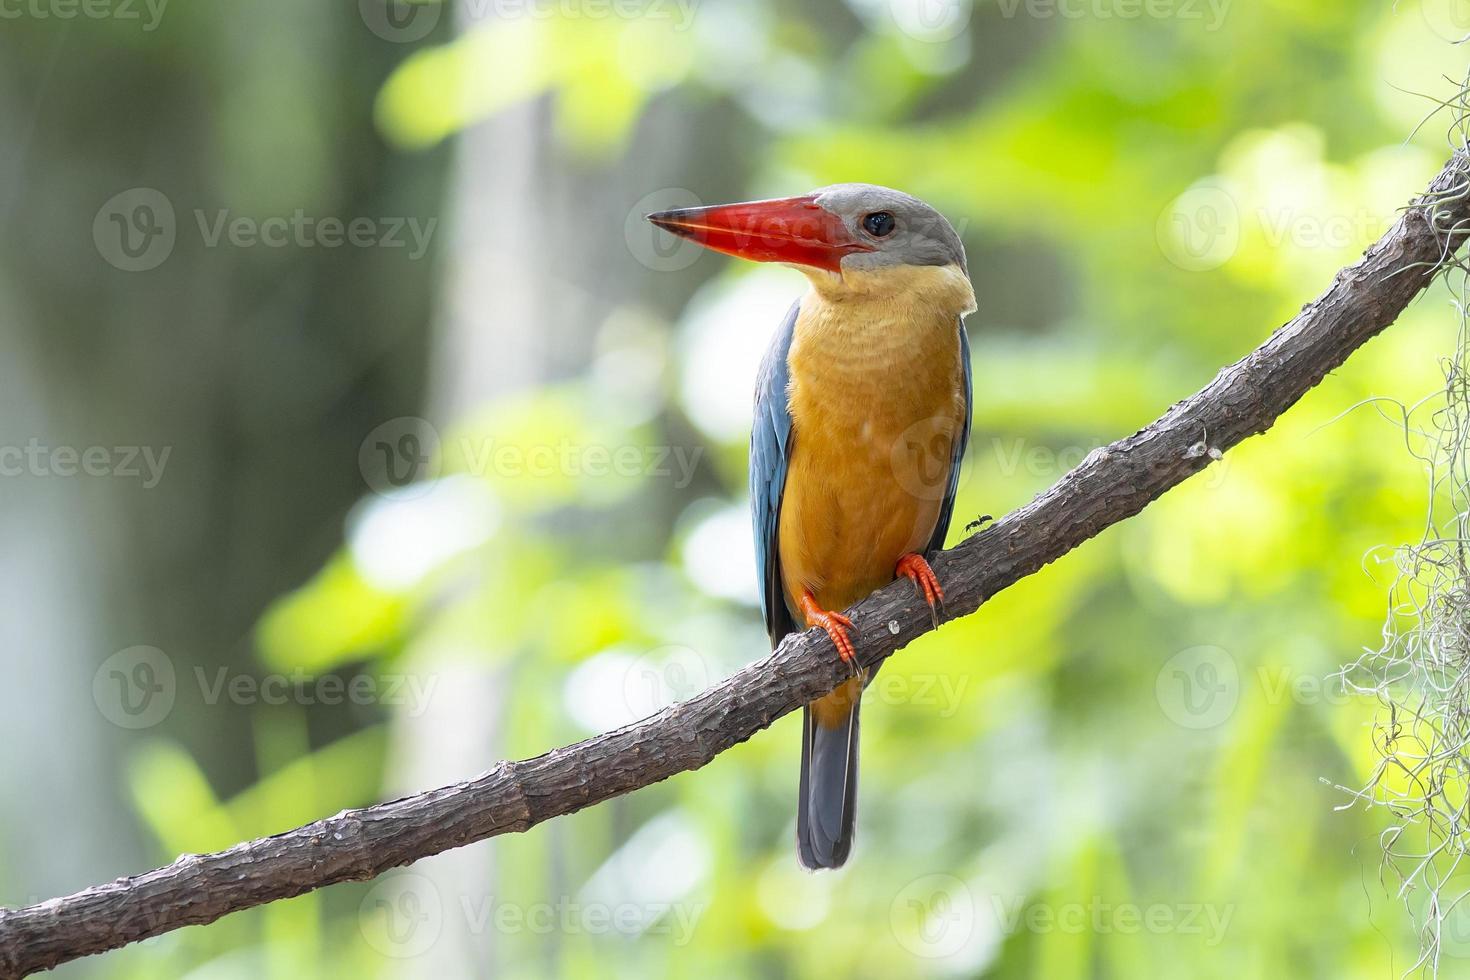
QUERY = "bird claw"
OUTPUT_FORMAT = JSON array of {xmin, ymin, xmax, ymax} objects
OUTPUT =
[
  {"xmin": 799, "ymin": 591, "xmax": 859, "ymax": 674},
  {"xmin": 897, "ymin": 553, "xmax": 946, "ymax": 627}
]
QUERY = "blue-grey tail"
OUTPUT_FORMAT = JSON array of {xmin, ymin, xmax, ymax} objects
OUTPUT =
[{"xmin": 797, "ymin": 703, "xmax": 860, "ymax": 870}]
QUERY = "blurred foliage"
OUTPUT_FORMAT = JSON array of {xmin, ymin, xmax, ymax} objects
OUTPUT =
[{"xmin": 7, "ymin": 0, "xmax": 1470, "ymax": 977}]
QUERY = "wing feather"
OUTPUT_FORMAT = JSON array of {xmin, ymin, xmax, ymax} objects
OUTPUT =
[
  {"xmin": 750, "ymin": 301, "xmax": 800, "ymax": 647},
  {"xmin": 926, "ymin": 320, "xmax": 972, "ymax": 556}
]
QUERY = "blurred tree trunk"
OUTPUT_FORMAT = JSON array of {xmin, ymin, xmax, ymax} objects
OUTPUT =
[
  {"xmin": 387, "ymin": 9, "xmax": 756, "ymax": 974},
  {"xmin": 0, "ymin": 7, "xmax": 444, "ymax": 954}
]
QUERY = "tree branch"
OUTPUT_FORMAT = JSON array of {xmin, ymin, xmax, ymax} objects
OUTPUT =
[{"xmin": 5, "ymin": 150, "xmax": 1470, "ymax": 979}]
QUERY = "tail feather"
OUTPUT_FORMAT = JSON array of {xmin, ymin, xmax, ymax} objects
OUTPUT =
[{"xmin": 797, "ymin": 701, "xmax": 860, "ymax": 870}]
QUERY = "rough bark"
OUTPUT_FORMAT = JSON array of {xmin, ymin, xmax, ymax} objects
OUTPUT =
[{"xmin": 3, "ymin": 150, "xmax": 1469, "ymax": 978}]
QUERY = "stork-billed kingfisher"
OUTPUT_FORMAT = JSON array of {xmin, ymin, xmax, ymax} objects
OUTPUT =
[{"xmin": 648, "ymin": 185, "xmax": 973, "ymax": 869}]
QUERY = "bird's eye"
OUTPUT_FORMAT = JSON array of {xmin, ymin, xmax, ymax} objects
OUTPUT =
[{"xmin": 862, "ymin": 211, "xmax": 896, "ymax": 238}]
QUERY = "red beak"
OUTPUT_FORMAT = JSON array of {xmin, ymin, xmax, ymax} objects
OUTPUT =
[{"xmin": 647, "ymin": 196, "xmax": 871, "ymax": 273}]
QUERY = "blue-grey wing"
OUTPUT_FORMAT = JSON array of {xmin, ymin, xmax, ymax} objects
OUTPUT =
[
  {"xmin": 751, "ymin": 300, "xmax": 800, "ymax": 647},
  {"xmin": 926, "ymin": 320, "xmax": 972, "ymax": 556}
]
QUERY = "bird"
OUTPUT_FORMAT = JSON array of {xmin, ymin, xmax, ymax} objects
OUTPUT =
[{"xmin": 648, "ymin": 184, "xmax": 974, "ymax": 869}]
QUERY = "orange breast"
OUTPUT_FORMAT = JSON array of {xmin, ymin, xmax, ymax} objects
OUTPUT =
[{"xmin": 777, "ymin": 296, "xmax": 966, "ymax": 623}]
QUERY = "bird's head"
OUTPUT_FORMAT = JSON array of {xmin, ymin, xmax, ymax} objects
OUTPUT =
[{"xmin": 648, "ymin": 183, "xmax": 972, "ymax": 310}]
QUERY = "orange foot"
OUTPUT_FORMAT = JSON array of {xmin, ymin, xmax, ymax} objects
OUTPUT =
[
  {"xmin": 799, "ymin": 589, "xmax": 857, "ymax": 670},
  {"xmin": 896, "ymin": 552, "xmax": 945, "ymax": 621}
]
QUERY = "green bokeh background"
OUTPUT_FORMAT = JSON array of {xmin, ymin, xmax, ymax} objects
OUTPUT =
[{"xmin": 2, "ymin": 0, "xmax": 1467, "ymax": 976}]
